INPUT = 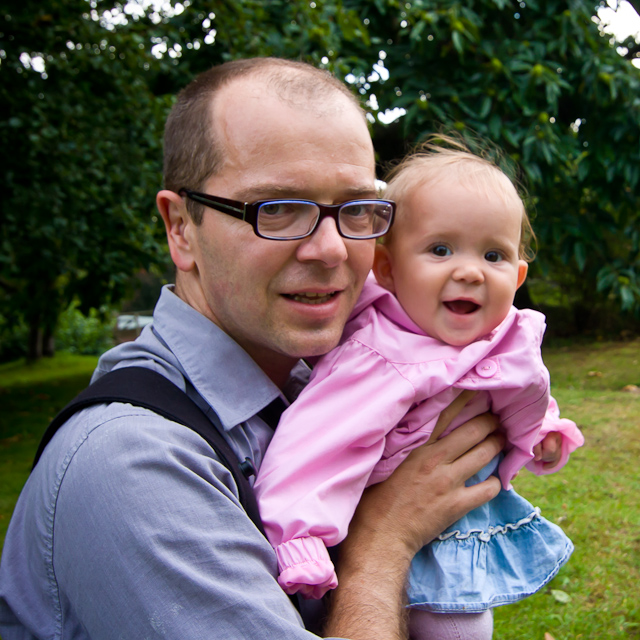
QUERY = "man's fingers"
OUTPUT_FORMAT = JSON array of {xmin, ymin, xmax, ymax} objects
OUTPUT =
[
  {"xmin": 427, "ymin": 390, "xmax": 477, "ymax": 444},
  {"xmin": 428, "ymin": 411, "xmax": 501, "ymax": 463},
  {"xmin": 353, "ymin": 411, "xmax": 505, "ymax": 560},
  {"xmin": 450, "ymin": 431, "xmax": 505, "ymax": 485},
  {"xmin": 458, "ymin": 476, "xmax": 502, "ymax": 514}
]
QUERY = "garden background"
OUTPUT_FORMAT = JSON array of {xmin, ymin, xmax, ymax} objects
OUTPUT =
[{"xmin": 1, "ymin": 1, "xmax": 639, "ymax": 638}]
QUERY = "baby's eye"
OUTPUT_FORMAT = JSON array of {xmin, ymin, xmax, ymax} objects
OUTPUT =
[
  {"xmin": 485, "ymin": 251, "xmax": 503, "ymax": 263},
  {"xmin": 430, "ymin": 244, "xmax": 451, "ymax": 257}
]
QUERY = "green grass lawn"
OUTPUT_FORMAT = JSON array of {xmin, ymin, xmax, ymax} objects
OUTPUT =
[
  {"xmin": 494, "ymin": 340, "xmax": 640, "ymax": 639},
  {"xmin": 0, "ymin": 344, "xmax": 638, "ymax": 639},
  {"xmin": 0, "ymin": 354, "xmax": 98, "ymax": 544}
]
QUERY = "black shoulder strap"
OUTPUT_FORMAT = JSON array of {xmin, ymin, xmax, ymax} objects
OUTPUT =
[{"xmin": 32, "ymin": 367, "xmax": 265, "ymax": 535}]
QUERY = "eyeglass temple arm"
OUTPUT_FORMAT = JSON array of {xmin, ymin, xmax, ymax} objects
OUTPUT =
[{"xmin": 179, "ymin": 190, "xmax": 246, "ymax": 221}]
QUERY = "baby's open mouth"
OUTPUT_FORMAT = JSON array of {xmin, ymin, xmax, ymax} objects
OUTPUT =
[
  {"xmin": 284, "ymin": 292, "xmax": 338, "ymax": 305},
  {"xmin": 444, "ymin": 300, "xmax": 480, "ymax": 314}
]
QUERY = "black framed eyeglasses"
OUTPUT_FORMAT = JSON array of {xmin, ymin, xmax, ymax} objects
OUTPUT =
[{"xmin": 179, "ymin": 189, "xmax": 395, "ymax": 241}]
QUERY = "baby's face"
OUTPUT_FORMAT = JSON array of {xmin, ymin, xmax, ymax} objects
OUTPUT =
[{"xmin": 374, "ymin": 175, "xmax": 528, "ymax": 346}]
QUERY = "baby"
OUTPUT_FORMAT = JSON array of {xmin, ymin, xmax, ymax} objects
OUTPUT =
[{"xmin": 255, "ymin": 138, "xmax": 584, "ymax": 639}]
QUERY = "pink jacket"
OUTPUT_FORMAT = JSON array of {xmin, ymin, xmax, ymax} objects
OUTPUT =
[{"xmin": 254, "ymin": 276, "xmax": 584, "ymax": 599}]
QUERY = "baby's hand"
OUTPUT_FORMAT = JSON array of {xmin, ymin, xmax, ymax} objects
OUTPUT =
[{"xmin": 532, "ymin": 432, "xmax": 562, "ymax": 469}]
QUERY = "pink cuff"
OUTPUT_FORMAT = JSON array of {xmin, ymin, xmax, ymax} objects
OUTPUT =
[
  {"xmin": 275, "ymin": 536, "xmax": 338, "ymax": 599},
  {"xmin": 524, "ymin": 397, "xmax": 584, "ymax": 476},
  {"xmin": 525, "ymin": 416, "xmax": 585, "ymax": 475}
]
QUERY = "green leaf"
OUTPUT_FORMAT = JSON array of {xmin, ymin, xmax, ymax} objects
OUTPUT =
[
  {"xmin": 574, "ymin": 242, "xmax": 587, "ymax": 272},
  {"xmin": 410, "ymin": 20, "xmax": 426, "ymax": 43},
  {"xmin": 488, "ymin": 114, "xmax": 501, "ymax": 139},
  {"xmin": 502, "ymin": 128, "xmax": 520, "ymax": 148},
  {"xmin": 540, "ymin": 141, "xmax": 553, "ymax": 165},
  {"xmin": 551, "ymin": 589, "xmax": 572, "ymax": 604},
  {"xmin": 452, "ymin": 31, "xmax": 464, "ymax": 55},
  {"xmin": 478, "ymin": 96, "xmax": 492, "ymax": 119},
  {"xmin": 620, "ymin": 286, "xmax": 635, "ymax": 310}
]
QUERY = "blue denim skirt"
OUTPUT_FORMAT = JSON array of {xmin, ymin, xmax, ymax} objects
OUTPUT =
[{"xmin": 407, "ymin": 455, "xmax": 574, "ymax": 612}]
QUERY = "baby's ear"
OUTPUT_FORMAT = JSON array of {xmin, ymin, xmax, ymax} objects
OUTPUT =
[
  {"xmin": 516, "ymin": 260, "xmax": 528, "ymax": 289},
  {"xmin": 373, "ymin": 244, "xmax": 396, "ymax": 293}
]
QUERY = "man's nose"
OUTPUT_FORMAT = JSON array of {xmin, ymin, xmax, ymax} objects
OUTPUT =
[{"xmin": 296, "ymin": 217, "xmax": 349, "ymax": 267}]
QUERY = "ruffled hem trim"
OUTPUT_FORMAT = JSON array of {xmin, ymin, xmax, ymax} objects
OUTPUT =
[
  {"xmin": 409, "ymin": 538, "xmax": 574, "ymax": 612},
  {"xmin": 437, "ymin": 507, "xmax": 541, "ymax": 543}
]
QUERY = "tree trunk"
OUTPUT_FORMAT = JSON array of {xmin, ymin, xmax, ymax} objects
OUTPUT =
[
  {"xmin": 27, "ymin": 320, "xmax": 43, "ymax": 362},
  {"xmin": 42, "ymin": 325, "xmax": 56, "ymax": 358}
]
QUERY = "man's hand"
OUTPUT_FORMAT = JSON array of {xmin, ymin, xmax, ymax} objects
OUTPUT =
[
  {"xmin": 324, "ymin": 391, "xmax": 504, "ymax": 640},
  {"xmin": 532, "ymin": 431, "xmax": 562, "ymax": 469}
]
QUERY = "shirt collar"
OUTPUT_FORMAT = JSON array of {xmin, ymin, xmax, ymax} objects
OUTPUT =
[
  {"xmin": 152, "ymin": 286, "xmax": 286, "ymax": 430},
  {"xmin": 96, "ymin": 286, "xmax": 289, "ymax": 431}
]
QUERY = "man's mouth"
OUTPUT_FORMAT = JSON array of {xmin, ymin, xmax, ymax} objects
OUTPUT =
[
  {"xmin": 443, "ymin": 300, "xmax": 480, "ymax": 315},
  {"xmin": 284, "ymin": 291, "xmax": 338, "ymax": 305}
]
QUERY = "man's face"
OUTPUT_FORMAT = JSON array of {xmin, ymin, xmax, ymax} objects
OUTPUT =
[{"xmin": 180, "ymin": 78, "xmax": 377, "ymax": 381}]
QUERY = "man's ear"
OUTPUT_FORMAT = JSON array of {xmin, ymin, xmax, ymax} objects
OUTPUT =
[
  {"xmin": 156, "ymin": 190, "xmax": 197, "ymax": 273},
  {"xmin": 373, "ymin": 243, "xmax": 396, "ymax": 293},
  {"xmin": 516, "ymin": 260, "xmax": 528, "ymax": 289}
]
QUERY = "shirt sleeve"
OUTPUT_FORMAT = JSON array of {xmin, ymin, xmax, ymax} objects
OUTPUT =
[
  {"xmin": 52, "ymin": 406, "xmax": 337, "ymax": 639},
  {"xmin": 254, "ymin": 340, "xmax": 416, "ymax": 598}
]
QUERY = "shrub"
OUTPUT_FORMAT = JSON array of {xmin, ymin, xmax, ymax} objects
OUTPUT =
[
  {"xmin": 55, "ymin": 303, "xmax": 115, "ymax": 356},
  {"xmin": 0, "ymin": 316, "xmax": 28, "ymax": 362}
]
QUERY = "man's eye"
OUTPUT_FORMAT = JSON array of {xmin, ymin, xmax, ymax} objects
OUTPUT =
[
  {"xmin": 261, "ymin": 202, "xmax": 288, "ymax": 216},
  {"xmin": 342, "ymin": 203, "xmax": 372, "ymax": 217},
  {"xmin": 485, "ymin": 251, "xmax": 503, "ymax": 263},
  {"xmin": 430, "ymin": 245, "xmax": 451, "ymax": 257}
]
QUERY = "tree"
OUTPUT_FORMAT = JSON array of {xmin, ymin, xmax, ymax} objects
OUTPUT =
[
  {"xmin": 3, "ymin": 0, "xmax": 639, "ymax": 360},
  {"xmin": 329, "ymin": 0, "xmax": 640, "ymax": 329},
  {"xmin": 151, "ymin": 0, "xmax": 640, "ymax": 326},
  {"xmin": 0, "ymin": 0, "xmax": 368, "ymax": 360},
  {"xmin": 0, "ymin": 0, "xmax": 174, "ymax": 359}
]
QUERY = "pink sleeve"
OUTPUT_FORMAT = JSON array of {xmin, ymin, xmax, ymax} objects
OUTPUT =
[
  {"xmin": 524, "ymin": 395, "xmax": 585, "ymax": 475},
  {"xmin": 254, "ymin": 340, "xmax": 415, "ymax": 598},
  {"xmin": 499, "ymin": 394, "xmax": 584, "ymax": 487},
  {"xmin": 477, "ymin": 310, "xmax": 584, "ymax": 488}
]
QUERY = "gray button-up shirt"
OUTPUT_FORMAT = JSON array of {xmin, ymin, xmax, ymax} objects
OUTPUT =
[{"xmin": 0, "ymin": 286, "xmax": 337, "ymax": 639}]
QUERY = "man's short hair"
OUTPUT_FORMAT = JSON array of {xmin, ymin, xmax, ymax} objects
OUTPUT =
[{"xmin": 163, "ymin": 57, "xmax": 363, "ymax": 224}]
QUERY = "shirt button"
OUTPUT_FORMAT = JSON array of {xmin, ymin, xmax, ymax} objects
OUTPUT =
[{"xmin": 476, "ymin": 359, "xmax": 498, "ymax": 378}]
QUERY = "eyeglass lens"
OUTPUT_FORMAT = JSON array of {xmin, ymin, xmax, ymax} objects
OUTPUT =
[{"xmin": 256, "ymin": 201, "xmax": 392, "ymax": 239}]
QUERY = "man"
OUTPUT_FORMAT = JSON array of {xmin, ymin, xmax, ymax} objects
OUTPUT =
[{"xmin": 0, "ymin": 58, "xmax": 502, "ymax": 639}]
